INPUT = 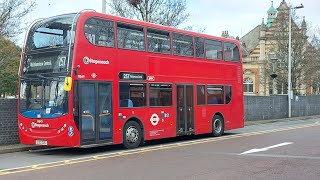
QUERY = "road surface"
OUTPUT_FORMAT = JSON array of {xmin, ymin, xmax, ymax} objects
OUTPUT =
[{"xmin": 0, "ymin": 118, "xmax": 319, "ymax": 179}]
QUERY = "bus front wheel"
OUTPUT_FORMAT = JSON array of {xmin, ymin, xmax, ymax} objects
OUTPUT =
[
  {"xmin": 212, "ymin": 115, "xmax": 224, "ymax": 137},
  {"xmin": 123, "ymin": 121, "xmax": 142, "ymax": 149}
]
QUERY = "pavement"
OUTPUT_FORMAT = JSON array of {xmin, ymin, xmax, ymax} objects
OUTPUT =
[
  {"xmin": 1, "ymin": 115, "xmax": 319, "ymax": 155},
  {"xmin": 0, "ymin": 144, "xmax": 48, "ymax": 155},
  {"xmin": 244, "ymin": 115, "xmax": 320, "ymax": 126}
]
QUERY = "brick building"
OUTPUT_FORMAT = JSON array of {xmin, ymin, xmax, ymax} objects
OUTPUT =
[{"xmin": 239, "ymin": 0, "xmax": 318, "ymax": 96}]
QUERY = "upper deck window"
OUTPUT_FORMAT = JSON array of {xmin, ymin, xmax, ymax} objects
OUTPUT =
[
  {"xmin": 27, "ymin": 14, "xmax": 76, "ymax": 51},
  {"xmin": 195, "ymin": 37, "xmax": 204, "ymax": 58},
  {"xmin": 224, "ymin": 42, "xmax": 240, "ymax": 62},
  {"xmin": 117, "ymin": 23, "xmax": 145, "ymax": 51},
  {"xmin": 84, "ymin": 18, "xmax": 115, "ymax": 47},
  {"xmin": 147, "ymin": 28, "xmax": 171, "ymax": 54},
  {"xmin": 173, "ymin": 33, "xmax": 194, "ymax": 57},
  {"xmin": 205, "ymin": 39, "xmax": 222, "ymax": 60}
]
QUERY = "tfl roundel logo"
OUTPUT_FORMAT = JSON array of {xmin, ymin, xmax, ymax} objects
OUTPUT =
[
  {"xmin": 83, "ymin": 56, "xmax": 89, "ymax": 64},
  {"xmin": 150, "ymin": 113, "xmax": 160, "ymax": 126}
]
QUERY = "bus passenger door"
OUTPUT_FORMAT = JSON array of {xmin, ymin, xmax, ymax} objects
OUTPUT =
[
  {"xmin": 98, "ymin": 83, "xmax": 112, "ymax": 141},
  {"xmin": 79, "ymin": 82, "xmax": 112, "ymax": 145},
  {"xmin": 176, "ymin": 85, "xmax": 194, "ymax": 135}
]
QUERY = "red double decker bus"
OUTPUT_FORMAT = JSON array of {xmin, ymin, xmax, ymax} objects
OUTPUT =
[{"xmin": 18, "ymin": 11, "xmax": 244, "ymax": 148}]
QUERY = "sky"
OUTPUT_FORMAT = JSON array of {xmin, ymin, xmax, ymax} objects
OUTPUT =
[{"xmin": 18, "ymin": 0, "xmax": 319, "ymax": 45}]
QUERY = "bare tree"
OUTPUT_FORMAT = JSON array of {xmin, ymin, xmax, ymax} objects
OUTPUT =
[
  {"xmin": 183, "ymin": 26, "xmax": 206, "ymax": 33},
  {"xmin": 308, "ymin": 28, "xmax": 320, "ymax": 94},
  {"xmin": 108, "ymin": 0, "xmax": 189, "ymax": 28},
  {"xmin": 0, "ymin": 0, "xmax": 36, "ymax": 38},
  {"xmin": 310, "ymin": 26, "xmax": 320, "ymax": 48},
  {"xmin": 266, "ymin": 13, "xmax": 320, "ymax": 95}
]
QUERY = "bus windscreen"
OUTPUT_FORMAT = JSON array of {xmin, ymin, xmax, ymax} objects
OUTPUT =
[{"xmin": 20, "ymin": 77, "xmax": 68, "ymax": 119}]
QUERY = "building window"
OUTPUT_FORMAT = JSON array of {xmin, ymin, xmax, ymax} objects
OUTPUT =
[
  {"xmin": 277, "ymin": 83, "xmax": 288, "ymax": 95},
  {"xmin": 244, "ymin": 78, "xmax": 254, "ymax": 93},
  {"xmin": 250, "ymin": 57, "xmax": 259, "ymax": 61},
  {"xmin": 278, "ymin": 59, "xmax": 288, "ymax": 68},
  {"xmin": 149, "ymin": 84, "xmax": 172, "ymax": 107}
]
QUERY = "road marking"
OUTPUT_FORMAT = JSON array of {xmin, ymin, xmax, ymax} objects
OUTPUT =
[
  {"xmin": 170, "ymin": 152, "xmax": 320, "ymax": 161},
  {"xmin": 240, "ymin": 142, "xmax": 293, "ymax": 155},
  {"xmin": 242, "ymin": 153, "xmax": 320, "ymax": 160},
  {"xmin": 0, "ymin": 122, "xmax": 319, "ymax": 176}
]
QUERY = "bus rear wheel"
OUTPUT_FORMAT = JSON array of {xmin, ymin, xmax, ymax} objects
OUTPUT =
[
  {"xmin": 123, "ymin": 121, "xmax": 142, "ymax": 149},
  {"xmin": 212, "ymin": 115, "xmax": 224, "ymax": 137}
]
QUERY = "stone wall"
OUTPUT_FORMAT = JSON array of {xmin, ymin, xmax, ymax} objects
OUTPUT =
[{"xmin": 245, "ymin": 95, "xmax": 320, "ymax": 121}]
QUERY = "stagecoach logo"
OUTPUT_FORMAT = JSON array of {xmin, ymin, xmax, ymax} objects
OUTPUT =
[
  {"xmin": 31, "ymin": 122, "xmax": 49, "ymax": 128},
  {"xmin": 150, "ymin": 113, "xmax": 160, "ymax": 126},
  {"xmin": 83, "ymin": 56, "xmax": 110, "ymax": 65}
]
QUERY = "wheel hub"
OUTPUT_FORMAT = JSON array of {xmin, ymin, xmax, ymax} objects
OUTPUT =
[
  {"xmin": 213, "ymin": 119, "xmax": 222, "ymax": 133},
  {"xmin": 126, "ymin": 126, "xmax": 139, "ymax": 143}
]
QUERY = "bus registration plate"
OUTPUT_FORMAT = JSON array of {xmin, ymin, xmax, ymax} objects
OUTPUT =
[{"xmin": 35, "ymin": 140, "xmax": 48, "ymax": 145}]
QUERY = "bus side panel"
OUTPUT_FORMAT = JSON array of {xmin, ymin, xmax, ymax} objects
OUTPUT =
[
  {"xmin": 228, "ymin": 67, "xmax": 244, "ymax": 130},
  {"xmin": 113, "ymin": 108, "xmax": 177, "ymax": 144},
  {"xmin": 145, "ymin": 108, "xmax": 176, "ymax": 141},
  {"xmin": 194, "ymin": 106, "xmax": 211, "ymax": 134},
  {"xmin": 229, "ymin": 83, "xmax": 245, "ymax": 130},
  {"xmin": 112, "ymin": 83, "xmax": 121, "ymax": 145}
]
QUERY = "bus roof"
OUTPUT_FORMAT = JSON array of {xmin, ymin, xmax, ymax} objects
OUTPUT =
[{"xmin": 77, "ymin": 11, "xmax": 240, "ymax": 46}]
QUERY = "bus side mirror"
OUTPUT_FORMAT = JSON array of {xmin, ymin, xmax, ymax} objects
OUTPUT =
[{"xmin": 64, "ymin": 77, "xmax": 72, "ymax": 92}]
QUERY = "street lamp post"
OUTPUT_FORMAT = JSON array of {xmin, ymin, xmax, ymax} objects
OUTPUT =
[
  {"xmin": 102, "ymin": 0, "xmax": 106, "ymax": 14},
  {"xmin": 288, "ymin": 3, "xmax": 304, "ymax": 118}
]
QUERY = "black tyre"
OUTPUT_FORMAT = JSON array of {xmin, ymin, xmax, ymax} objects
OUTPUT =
[
  {"xmin": 123, "ymin": 121, "xmax": 142, "ymax": 149},
  {"xmin": 212, "ymin": 115, "xmax": 224, "ymax": 137}
]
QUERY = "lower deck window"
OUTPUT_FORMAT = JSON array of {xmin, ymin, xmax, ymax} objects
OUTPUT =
[
  {"xmin": 207, "ymin": 85, "xmax": 224, "ymax": 105},
  {"xmin": 197, "ymin": 85, "xmax": 206, "ymax": 105},
  {"xmin": 119, "ymin": 83, "xmax": 146, "ymax": 107},
  {"xmin": 149, "ymin": 84, "xmax": 172, "ymax": 107}
]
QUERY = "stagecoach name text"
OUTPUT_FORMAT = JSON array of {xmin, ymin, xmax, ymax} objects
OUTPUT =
[
  {"xmin": 31, "ymin": 122, "xmax": 50, "ymax": 128},
  {"xmin": 83, "ymin": 56, "xmax": 110, "ymax": 65}
]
